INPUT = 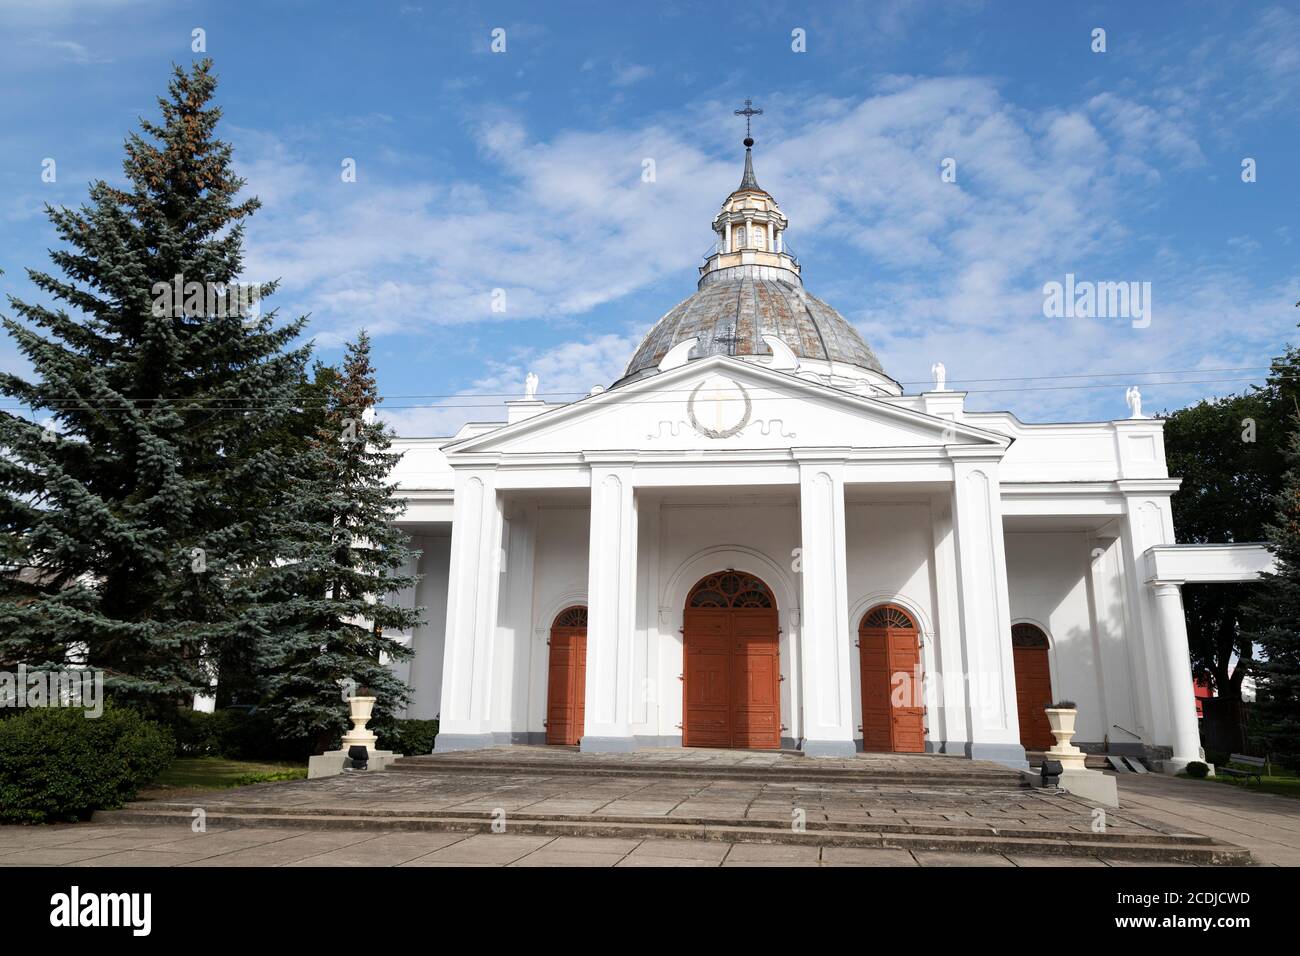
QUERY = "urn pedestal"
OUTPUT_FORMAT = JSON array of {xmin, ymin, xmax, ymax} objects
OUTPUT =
[
  {"xmin": 307, "ymin": 696, "xmax": 400, "ymax": 779},
  {"xmin": 1029, "ymin": 707, "xmax": 1118, "ymax": 807},
  {"xmin": 340, "ymin": 696, "xmax": 379, "ymax": 754}
]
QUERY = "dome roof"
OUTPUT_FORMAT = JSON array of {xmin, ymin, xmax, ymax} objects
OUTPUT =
[
  {"xmin": 617, "ymin": 110, "xmax": 891, "ymax": 389},
  {"xmin": 622, "ymin": 271, "xmax": 885, "ymax": 381}
]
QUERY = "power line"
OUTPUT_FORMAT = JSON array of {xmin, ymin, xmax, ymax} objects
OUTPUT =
[
  {"xmin": 1, "ymin": 374, "xmax": 1292, "ymax": 415},
  {"xmin": 0, "ymin": 364, "xmax": 1291, "ymax": 410}
]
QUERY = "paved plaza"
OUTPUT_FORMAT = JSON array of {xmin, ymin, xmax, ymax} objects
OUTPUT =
[{"xmin": 1, "ymin": 748, "xmax": 1292, "ymax": 866}]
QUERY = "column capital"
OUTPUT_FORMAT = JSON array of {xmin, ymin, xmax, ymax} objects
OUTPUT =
[
  {"xmin": 791, "ymin": 447, "xmax": 851, "ymax": 465},
  {"xmin": 1150, "ymin": 579, "xmax": 1185, "ymax": 595},
  {"xmin": 582, "ymin": 451, "xmax": 639, "ymax": 469},
  {"xmin": 945, "ymin": 446, "xmax": 1006, "ymax": 463},
  {"xmin": 1115, "ymin": 478, "xmax": 1181, "ymax": 496}
]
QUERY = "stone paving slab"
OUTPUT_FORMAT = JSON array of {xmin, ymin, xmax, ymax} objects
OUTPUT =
[{"xmin": 1114, "ymin": 773, "xmax": 1300, "ymax": 867}]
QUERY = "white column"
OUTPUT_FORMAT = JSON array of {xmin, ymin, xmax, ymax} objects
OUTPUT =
[
  {"xmin": 929, "ymin": 494, "xmax": 969, "ymax": 753},
  {"xmin": 436, "ymin": 469, "xmax": 504, "ymax": 750},
  {"xmin": 949, "ymin": 454, "xmax": 1025, "ymax": 768},
  {"xmin": 1115, "ymin": 488, "xmax": 1178, "ymax": 745},
  {"xmin": 745, "ymin": 218, "xmax": 754, "ymax": 249},
  {"xmin": 767, "ymin": 221, "xmax": 775, "ymax": 250},
  {"xmin": 796, "ymin": 457, "xmax": 856, "ymax": 756},
  {"xmin": 581, "ymin": 462, "xmax": 638, "ymax": 751},
  {"xmin": 1151, "ymin": 581, "xmax": 1202, "ymax": 769},
  {"xmin": 724, "ymin": 220, "xmax": 732, "ymax": 251}
]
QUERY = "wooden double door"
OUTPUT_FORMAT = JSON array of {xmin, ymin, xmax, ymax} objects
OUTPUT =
[
  {"xmin": 683, "ymin": 607, "xmax": 781, "ymax": 749},
  {"xmin": 859, "ymin": 605, "xmax": 926, "ymax": 753},
  {"xmin": 545, "ymin": 608, "xmax": 588, "ymax": 745}
]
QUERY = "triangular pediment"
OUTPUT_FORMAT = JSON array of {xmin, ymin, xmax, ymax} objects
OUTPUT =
[{"xmin": 442, "ymin": 357, "xmax": 1008, "ymax": 457}]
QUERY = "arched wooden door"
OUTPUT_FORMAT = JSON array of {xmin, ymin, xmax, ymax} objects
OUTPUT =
[
  {"xmin": 545, "ymin": 606, "xmax": 587, "ymax": 745},
  {"xmin": 683, "ymin": 571, "xmax": 781, "ymax": 750},
  {"xmin": 859, "ymin": 605, "xmax": 925, "ymax": 753},
  {"xmin": 1012, "ymin": 623, "xmax": 1054, "ymax": 750}
]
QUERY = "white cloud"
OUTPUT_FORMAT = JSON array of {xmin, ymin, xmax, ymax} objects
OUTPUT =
[
  {"xmin": 231, "ymin": 72, "xmax": 1287, "ymax": 432},
  {"xmin": 379, "ymin": 332, "xmax": 639, "ymax": 437},
  {"xmin": 26, "ymin": 36, "xmax": 112, "ymax": 64},
  {"xmin": 611, "ymin": 62, "xmax": 652, "ymax": 87},
  {"xmin": 0, "ymin": 0, "xmax": 156, "ymax": 24}
]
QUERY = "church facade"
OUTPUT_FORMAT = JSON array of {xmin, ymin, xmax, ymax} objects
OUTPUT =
[{"xmin": 382, "ymin": 142, "xmax": 1248, "ymax": 771}]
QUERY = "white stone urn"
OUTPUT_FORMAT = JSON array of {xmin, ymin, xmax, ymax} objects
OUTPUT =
[
  {"xmin": 341, "ymin": 695, "xmax": 378, "ymax": 754},
  {"xmin": 1044, "ymin": 706, "xmax": 1087, "ymax": 771}
]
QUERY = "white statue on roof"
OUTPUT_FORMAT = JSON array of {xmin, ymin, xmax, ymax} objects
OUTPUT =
[
  {"xmin": 1125, "ymin": 386, "xmax": 1144, "ymax": 419},
  {"xmin": 524, "ymin": 371, "xmax": 539, "ymax": 401},
  {"xmin": 931, "ymin": 362, "xmax": 947, "ymax": 392}
]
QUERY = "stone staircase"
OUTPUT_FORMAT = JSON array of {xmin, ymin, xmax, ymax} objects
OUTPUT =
[
  {"xmin": 94, "ymin": 747, "xmax": 1254, "ymax": 864},
  {"xmin": 96, "ymin": 800, "xmax": 1251, "ymax": 864},
  {"xmin": 387, "ymin": 750, "xmax": 1032, "ymax": 789},
  {"xmin": 1024, "ymin": 751, "xmax": 1112, "ymax": 770}
]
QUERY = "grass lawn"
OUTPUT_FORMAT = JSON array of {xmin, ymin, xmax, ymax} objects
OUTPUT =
[
  {"xmin": 1202, "ymin": 761, "xmax": 1300, "ymax": 800},
  {"xmin": 148, "ymin": 757, "xmax": 308, "ymax": 791}
]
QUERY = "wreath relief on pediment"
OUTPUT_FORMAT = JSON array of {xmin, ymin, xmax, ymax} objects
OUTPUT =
[{"xmin": 687, "ymin": 375, "xmax": 752, "ymax": 439}]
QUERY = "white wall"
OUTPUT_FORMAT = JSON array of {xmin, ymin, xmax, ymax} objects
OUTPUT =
[
  {"xmin": 522, "ymin": 503, "xmax": 590, "ymax": 737},
  {"xmin": 405, "ymin": 533, "xmax": 450, "ymax": 721},
  {"xmin": 643, "ymin": 496, "xmax": 802, "ymax": 744},
  {"xmin": 1004, "ymin": 531, "xmax": 1115, "ymax": 745},
  {"xmin": 845, "ymin": 501, "xmax": 938, "ymax": 749}
]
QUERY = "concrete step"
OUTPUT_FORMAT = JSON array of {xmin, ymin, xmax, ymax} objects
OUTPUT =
[
  {"xmin": 1025, "ymin": 752, "xmax": 1133, "ymax": 771},
  {"xmin": 389, "ymin": 754, "xmax": 1030, "ymax": 789},
  {"xmin": 94, "ymin": 804, "xmax": 1251, "ymax": 865}
]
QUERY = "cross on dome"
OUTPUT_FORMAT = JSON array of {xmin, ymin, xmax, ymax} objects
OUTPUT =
[
  {"xmin": 733, "ymin": 98, "xmax": 765, "ymax": 193},
  {"xmin": 734, "ymin": 97, "xmax": 763, "ymax": 144}
]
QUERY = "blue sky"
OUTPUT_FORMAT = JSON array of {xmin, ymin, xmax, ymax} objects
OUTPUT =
[{"xmin": 2, "ymin": 0, "xmax": 1298, "ymax": 434}]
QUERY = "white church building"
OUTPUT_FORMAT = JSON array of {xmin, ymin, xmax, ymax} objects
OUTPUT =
[{"xmin": 381, "ymin": 138, "xmax": 1269, "ymax": 771}]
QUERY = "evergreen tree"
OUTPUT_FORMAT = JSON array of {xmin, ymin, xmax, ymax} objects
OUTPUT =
[
  {"xmin": 252, "ymin": 332, "xmax": 421, "ymax": 752},
  {"xmin": 1163, "ymin": 335, "xmax": 1300, "ymax": 749},
  {"xmin": 212, "ymin": 360, "xmax": 338, "ymax": 707},
  {"xmin": 1244, "ymin": 417, "xmax": 1300, "ymax": 760},
  {"xmin": 0, "ymin": 60, "xmax": 308, "ymax": 709}
]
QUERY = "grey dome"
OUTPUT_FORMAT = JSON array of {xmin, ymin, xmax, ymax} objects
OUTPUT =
[{"xmin": 621, "ymin": 271, "xmax": 885, "ymax": 382}]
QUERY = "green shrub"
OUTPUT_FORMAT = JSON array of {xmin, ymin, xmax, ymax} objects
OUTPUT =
[
  {"xmin": 173, "ymin": 708, "xmax": 314, "ymax": 761},
  {"xmin": 1205, "ymin": 750, "xmax": 1229, "ymax": 769},
  {"xmin": 1185, "ymin": 761, "xmax": 1210, "ymax": 779},
  {"xmin": 375, "ymin": 718, "xmax": 439, "ymax": 756},
  {"xmin": 0, "ymin": 705, "xmax": 174, "ymax": 823},
  {"xmin": 173, "ymin": 709, "xmax": 221, "ymax": 756}
]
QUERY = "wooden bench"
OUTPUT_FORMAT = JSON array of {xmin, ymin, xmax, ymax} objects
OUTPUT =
[{"xmin": 1218, "ymin": 753, "xmax": 1266, "ymax": 784}]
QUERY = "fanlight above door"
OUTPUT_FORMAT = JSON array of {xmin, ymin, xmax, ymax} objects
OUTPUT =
[{"xmin": 687, "ymin": 571, "xmax": 775, "ymax": 609}]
